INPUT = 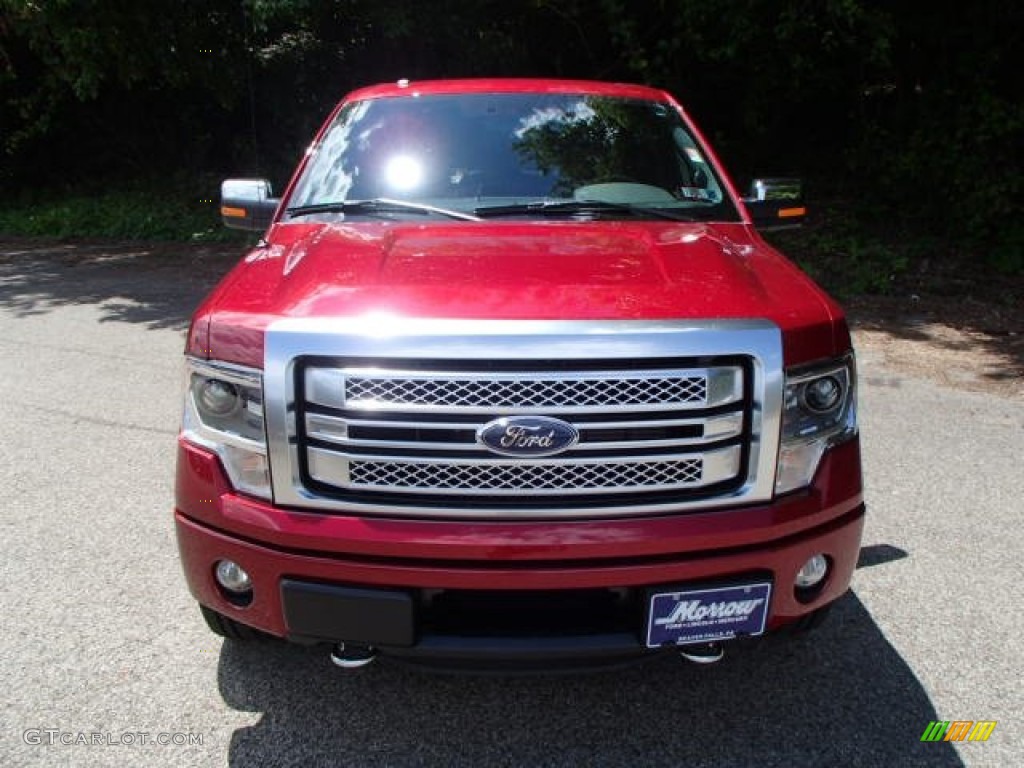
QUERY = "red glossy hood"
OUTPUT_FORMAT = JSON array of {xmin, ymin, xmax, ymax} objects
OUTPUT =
[{"xmin": 191, "ymin": 221, "xmax": 847, "ymax": 367}]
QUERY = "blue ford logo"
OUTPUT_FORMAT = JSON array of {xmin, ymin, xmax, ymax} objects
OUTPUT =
[{"xmin": 477, "ymin": 416, "xmax": 579, "ymax": 457}]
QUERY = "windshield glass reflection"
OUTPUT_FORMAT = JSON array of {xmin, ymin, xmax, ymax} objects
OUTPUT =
[{"xmin": 287, "ymin": 93, "xmax": 736, "ymax": 220}]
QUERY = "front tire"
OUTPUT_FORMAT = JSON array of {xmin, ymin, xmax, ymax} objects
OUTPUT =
[{"xmin": 199, "ymin": 604, "xmax": 263, "ymax": 641}]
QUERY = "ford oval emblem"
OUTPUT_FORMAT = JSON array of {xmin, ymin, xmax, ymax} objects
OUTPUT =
[{"xmin": 477, "ymin": 416, "xmax": 580, "ymax": 457}]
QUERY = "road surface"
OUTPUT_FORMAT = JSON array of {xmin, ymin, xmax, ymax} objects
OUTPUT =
[{"xmin": 1, "ymin": 240, "xmax": 1020, "ymax": 767}]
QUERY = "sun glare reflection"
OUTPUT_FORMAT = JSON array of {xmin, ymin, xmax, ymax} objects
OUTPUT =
[{"xmin": 384, "ymin": 155, "xmax": 424, "ymax": 191}]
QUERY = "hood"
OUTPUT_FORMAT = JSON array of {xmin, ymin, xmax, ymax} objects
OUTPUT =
[{"xmin": 193, "ymin": 220, "xmax": 844, "ymax": 367}]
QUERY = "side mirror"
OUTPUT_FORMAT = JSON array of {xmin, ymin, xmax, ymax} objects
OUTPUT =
[
  {"xmin": 742, "ymin": 178, "xmax": 806, "ymax": 231},
  {"xmin": 220, "ymin": 179, "xmax": 280, "ymax": 231}
]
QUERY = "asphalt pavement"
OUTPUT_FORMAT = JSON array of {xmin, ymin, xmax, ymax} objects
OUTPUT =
[{"xmin": 0, "ymin": 240, "xmax": 1020, "ymax": 767}]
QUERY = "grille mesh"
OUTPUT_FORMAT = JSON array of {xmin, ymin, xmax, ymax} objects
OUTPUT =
[
  {"xmin": 344, "ymin": 375, "xmax": 707, "ymax": 408},
  {"xmin": 348, "ymin": 458, "xmax": 703, "ymax": 492}
]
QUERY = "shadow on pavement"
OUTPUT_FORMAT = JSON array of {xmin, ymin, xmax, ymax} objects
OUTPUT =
[
  {"xmin": 856, "ymin": 543, "xmax": 909, "ymax": 569},
  {"xmin": 847, "ymin": 293, "xmax": 1023, "ymax": 390},
  {"xmin": 216, "ymin": 589, "xmax": 961, "ymax": 767},
  {"xmin": 2, "ymin": 237, "xmax": 1019, "ymax": 395},
  {"xmin": 0, "ymin": 238, "xmax": 243, "ymax": 330}
]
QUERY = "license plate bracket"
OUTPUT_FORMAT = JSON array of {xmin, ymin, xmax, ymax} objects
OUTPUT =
[{"xmin": 645, "ymin": 582, "xmax": 772, "ymax": 648}]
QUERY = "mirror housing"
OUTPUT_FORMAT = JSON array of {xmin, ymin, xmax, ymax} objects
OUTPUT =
[
  {"xmin": 742, "ymin": 178, "xmax": 806, "ymax": 231},
  {"xmin": 220, "ymin": 179, "xmax": 280, "ymax": 231}
]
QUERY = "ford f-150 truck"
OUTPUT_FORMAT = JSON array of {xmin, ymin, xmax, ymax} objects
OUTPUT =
[{"xmin": 177, "ymin": 78, "xmax": 863, "ymax": 671}]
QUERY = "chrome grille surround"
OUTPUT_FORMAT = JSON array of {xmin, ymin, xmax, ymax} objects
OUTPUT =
[{"xmin": 264, "ymin": 318, "xmax": 784, "ymax": 519}]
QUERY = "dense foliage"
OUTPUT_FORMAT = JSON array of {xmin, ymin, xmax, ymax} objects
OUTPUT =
[{"xmin": 1, "ymin": 1, "xmax": 1020, "ymax": 274}]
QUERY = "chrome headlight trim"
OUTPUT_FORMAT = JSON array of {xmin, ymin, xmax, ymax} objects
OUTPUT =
[
  {"xmin": 181, "ymin": 357, "xmax": 271, "ymax": 499},
  {"xmin": 776, "ymin": 353, "xmax": 857, "ymax": 494}
]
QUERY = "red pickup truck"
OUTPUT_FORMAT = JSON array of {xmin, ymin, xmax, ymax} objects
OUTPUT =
[{"xmin": 177, "ymin": 78, "xmax": 863, "ymax": 671}]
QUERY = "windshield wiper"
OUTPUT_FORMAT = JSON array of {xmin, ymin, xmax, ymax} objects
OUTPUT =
[
  {"xmin": 474, "ymin": 199, "xmax": 699, "ymax": 222},
  {"xmin": 286, "ymin": 197, "xmax": 481, "ymax": 222}
]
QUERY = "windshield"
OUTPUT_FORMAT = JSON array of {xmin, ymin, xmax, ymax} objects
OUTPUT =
[{"xmin": 286, "ymin": 92, "xmax": 739, "ymax": 221}]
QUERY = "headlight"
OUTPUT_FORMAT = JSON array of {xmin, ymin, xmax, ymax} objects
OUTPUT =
[
  {"xmin": 775, "ymin": 355, "xmax": 857, "ymax": 494},
  {"xmin": 196, "ymin": 379, "xmax": 241, "ymax": 417},
  {"xmin": 182, "ymin": 358, "xmax": 270, "ymax": 499}
]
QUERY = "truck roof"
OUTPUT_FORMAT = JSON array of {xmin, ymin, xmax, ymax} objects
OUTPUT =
[{"xmin": 344, "ymin": 78, "xmax": 674, "ymax": 102}]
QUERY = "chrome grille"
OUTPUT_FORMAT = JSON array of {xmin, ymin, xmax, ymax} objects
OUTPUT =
[
  {"xmin": 305, "ymin": 365, "xmax": 740, "ymax": 414},
  {"xmin": 264, "ymin": 318, "xmax": 784, "ymax": 519},
  {"xmin": 299, "ymin": 361, "xmax": 748, "ymax": 503},
  {"xmin": 349, "ymin": 458, "xmax": 702, "ymax": 492},
  {"xmin": 343, "ymin": 374, "xmax": 707, "ymax": 409}
]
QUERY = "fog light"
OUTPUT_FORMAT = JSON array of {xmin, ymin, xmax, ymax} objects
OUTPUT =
[
  {"xmin": 215, "ymin": 560, "xmax": 252, "ymax": 594},
  {"xmin": 795, "ymin": 554, "xmax": 829, "ymax": 588}
]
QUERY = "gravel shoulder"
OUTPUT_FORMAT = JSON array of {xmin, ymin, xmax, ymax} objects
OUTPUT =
[{"xmin": 848, "ymin": 294, "xmax": 1023, "ymax": 401}]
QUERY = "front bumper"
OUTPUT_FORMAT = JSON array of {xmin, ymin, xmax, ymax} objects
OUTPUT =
[{"xmin": 175, "ymin": 438, "xmax": 864, "ymax": 665}]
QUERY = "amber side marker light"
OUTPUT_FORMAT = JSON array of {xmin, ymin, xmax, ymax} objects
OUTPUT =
[
  {"xmin": 778, "ymin": 207, "xmax": 807, "ymax": 218},
  {"xmin": 221, "ymin": 206, "xmax": 247, "ymax": 218}
]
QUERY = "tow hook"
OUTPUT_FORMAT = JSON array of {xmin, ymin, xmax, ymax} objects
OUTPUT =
[
  {"xmin": 330, "ymin": 643, "xmax": 377, "ymax": 669},
  {"xmin": 679, "ymin": 642, "xmax": 724, "ymax": 665}
]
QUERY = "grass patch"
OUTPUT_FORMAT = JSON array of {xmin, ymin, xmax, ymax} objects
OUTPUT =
[
  {"xmin": 0, "ymin": 180, "xmax": 251, "ymax": 243},
  {"xmin": 765, "ymin": 202, "xmax": 1022, "ymax": 307},
  {"xmin": 765, "ymin": 205, "xmax": 915, "ymax": 298}
]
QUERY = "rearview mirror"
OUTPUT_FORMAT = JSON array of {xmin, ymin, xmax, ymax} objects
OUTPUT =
[
  {"xmin": 742, "ymin": 178, "xmax": 806, "ymax": 231},
  {"xmin": 220, "ymin": 179, "xmax": 280, "ymax": 231}
]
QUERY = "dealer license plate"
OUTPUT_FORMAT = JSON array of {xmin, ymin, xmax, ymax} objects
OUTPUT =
[{"xmin": 646, "ymin": 583, "xmax": 772, "ymax": 648}]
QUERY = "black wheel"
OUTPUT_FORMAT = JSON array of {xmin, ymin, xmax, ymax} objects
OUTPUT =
[
  {"xmin": 199, "ymin": 604, "xmax": 263, "ymax": 641},
  {"xmin": 788, "ymin": 603, "xmax": 834, "ymax": 634}
]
